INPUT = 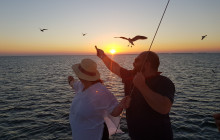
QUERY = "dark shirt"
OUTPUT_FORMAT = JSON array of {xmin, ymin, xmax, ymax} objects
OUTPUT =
[{"xmin": 120, "ymin": 68, "xmax": 175, "ymax": 140}]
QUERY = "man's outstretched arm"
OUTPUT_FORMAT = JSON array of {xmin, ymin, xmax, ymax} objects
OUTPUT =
[{"xmin": 95, "ymin": 46, "xmax": 121, "ymax": 77}]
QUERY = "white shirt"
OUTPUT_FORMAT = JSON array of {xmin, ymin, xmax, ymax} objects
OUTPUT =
[{"xmin": 69, "ymin": 81, "xmax": 118, "ymax": 140}]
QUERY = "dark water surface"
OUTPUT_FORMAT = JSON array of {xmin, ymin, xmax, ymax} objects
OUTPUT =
[{"xmin": 0, "ymin": 53, "xmax": 219, "ymax": 140}]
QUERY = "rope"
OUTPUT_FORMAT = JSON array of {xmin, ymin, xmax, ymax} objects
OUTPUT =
[
  {"xmin": 148, "ymin": 0, "xmax": 170, "ymax": 51},
  {"xmin": 113, "ymin": 0, "xmax": 171, "ymax": 139},
  {"xmin": 139, "ymin": 0, "xmax": 170, "ymax": 74}
]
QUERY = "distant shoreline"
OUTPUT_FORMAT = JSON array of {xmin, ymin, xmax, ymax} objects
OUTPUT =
[{"xmin": 0, "ymin": 52, "xmax": 220, "ymax": 57}]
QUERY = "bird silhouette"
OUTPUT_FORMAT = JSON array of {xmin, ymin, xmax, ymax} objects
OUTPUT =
[
  {"xmin": 40, "ymin": 28, "xmax": 48, "ymax": 32},
  {"xmin": 82, "ymin": 33, "xmax": 87, "ymax": 36},
  {"xmin": 212, "ymin": 69, "xmax": 215, "ymax": 73},
  {"xmin": 201, "ymin": 35, "xmax": 207, "ymax": 40},
  {"xmin": 114, "ymin": 35, "xmax": 147, "ymax": 47}
]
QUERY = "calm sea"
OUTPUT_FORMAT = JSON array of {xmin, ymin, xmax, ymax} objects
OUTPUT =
[{"xmin": 0, "ymin": 53, "xmax": 219, "ymax": 140}]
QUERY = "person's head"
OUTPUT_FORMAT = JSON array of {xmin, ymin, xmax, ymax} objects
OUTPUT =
[
  {"xmin": 133, "ymin": 51, "xmax": 160, "ymax": 73},
  {"xmin": 72, "ymin": 58, "xmax": 102, "ymax": 83}
]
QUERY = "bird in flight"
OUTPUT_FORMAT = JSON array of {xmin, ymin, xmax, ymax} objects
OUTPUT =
[
  {"xmin": 212, "ymin": 69, "xmax": 215, "ymax": 73},
  {"xmin": 201, "ymin": 35, "xmax": 207, "ymax": 40},
  {"xmin": 114, "ymin": 35, "xmax": 147, "ymax": 47},
  {"xmin": 40, "ymin": 28, "xmax": 48, "ymax": 32},
  {"xmin": 82, "ymin": 33, "xmax": 87, "ymax": 36}
]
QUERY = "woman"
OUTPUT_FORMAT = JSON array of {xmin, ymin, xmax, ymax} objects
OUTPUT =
[{"xmin": 68, "ymin": 58, "xmax": 130, "ymax": 140}]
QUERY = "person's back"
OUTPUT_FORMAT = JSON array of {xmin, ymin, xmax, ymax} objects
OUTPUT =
[
  {"xmin": 69, "ymin": 81, "xmax": 118, "ymax": 140},
  {"xmin": 68, "ymin": 58, "xmax": 131, "ymax": 140}
]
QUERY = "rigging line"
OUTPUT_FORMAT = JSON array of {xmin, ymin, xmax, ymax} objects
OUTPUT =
[
  {"xmin": 148, "ymin": 0, "xmax": 170, "ymax": 51},
  {"xmin": 138, "ymin": 0, "xmax": 171, "ymax": 74},
  {"xmin": 132, "ymin": 0, "xmax": 171, "ymax": 96},
  {"xmin": 113, "ymin": 0, "xmax": 171, "ymax": 139}
]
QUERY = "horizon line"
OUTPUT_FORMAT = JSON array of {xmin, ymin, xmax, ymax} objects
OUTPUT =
[{"xmin": 0, "ymin": 52, "xmax": 220, "ymax": 57}]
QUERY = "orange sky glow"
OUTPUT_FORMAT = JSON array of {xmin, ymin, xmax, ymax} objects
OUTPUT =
[{"xmin": 0, "ymin": 1, "xmax": 219, "ymax": 56}]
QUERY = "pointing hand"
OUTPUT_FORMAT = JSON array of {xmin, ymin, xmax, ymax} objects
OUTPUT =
[{"xmin": 95, "ymin": 46, "xmax": 105, "ymax": 59}]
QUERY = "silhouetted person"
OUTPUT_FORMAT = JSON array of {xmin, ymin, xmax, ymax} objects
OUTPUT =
[
  {"xmin": 114, "ymin": 35, "xmax": 147, "ymax": 47},
  {"xmin": 96, "ymin": 46, "xmax": 175, "ymax": 140}
]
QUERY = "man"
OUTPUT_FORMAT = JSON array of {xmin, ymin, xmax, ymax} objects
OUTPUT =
[{"xmin": 95, "ymin": 46, "xmax": 175, "ymax": 140}]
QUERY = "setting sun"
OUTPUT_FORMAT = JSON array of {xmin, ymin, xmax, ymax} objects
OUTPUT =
[
  {"xmin": 106, "ymin": 43, "xmax": 121, "ymax": 55},
  {"xmin": 110, "ymin": 49, "xmax": 116, "ymax": 54}
]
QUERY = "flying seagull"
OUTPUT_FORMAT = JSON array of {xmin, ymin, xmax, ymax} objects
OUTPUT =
[
  {"xmin": 39, "ymin": 28, "xmax": 48, "ymax": 32},
  {"xmin": 201, "ymin": 35, "xmax": 207, "ymax": 40},
  {"xmin": 114, "ymin": 35, "xmax": 147, "ymax": 47},
  {"xmin": 82, "ymin": 33, "xmax": 87, "ymax": 36},
  {"xmin": 212, "ymin": 69, "xmax": 215, "ymax": 73}
]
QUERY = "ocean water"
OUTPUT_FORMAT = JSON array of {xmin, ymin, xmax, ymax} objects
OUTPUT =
[{"xmin": 0, "ymin": 53, "xmax": 219, "ymax": 140}]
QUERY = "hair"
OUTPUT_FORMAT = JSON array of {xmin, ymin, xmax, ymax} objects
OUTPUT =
[
  {"xmin": 141, "ymin": 51, "xmax": 160, "ymax": 71},
  {"xmin": 79, "ymin": 78, "xmax": 103, "ymax": 84},
  {"xmin": 91, "ymin": 79, "xmax": 103, "ymax": 84}
]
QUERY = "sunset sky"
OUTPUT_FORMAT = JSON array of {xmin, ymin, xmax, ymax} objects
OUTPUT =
[{"xmin": 0, "ymin": 0, "xmax": 220, "ymax": 56}]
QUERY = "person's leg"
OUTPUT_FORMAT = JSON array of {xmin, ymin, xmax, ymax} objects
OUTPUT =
[{"xmin": 102, "ymin": 123, "xmax": 109, "ymax": 140}]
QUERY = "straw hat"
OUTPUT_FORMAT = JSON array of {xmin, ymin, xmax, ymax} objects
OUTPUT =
[{"xmin": 72, "ymin": 59, "xmax": 100, "ymax": 81}]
